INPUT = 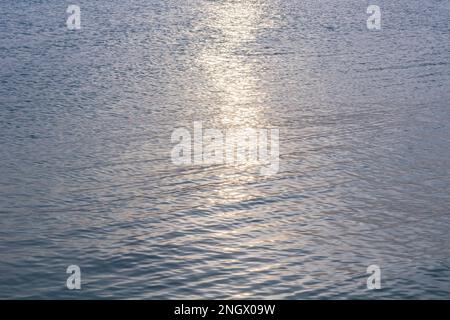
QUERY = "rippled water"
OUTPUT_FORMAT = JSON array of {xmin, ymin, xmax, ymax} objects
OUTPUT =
[{"xmin": 1, "ymin": 0, "xmax": 450, "ymax": 299}]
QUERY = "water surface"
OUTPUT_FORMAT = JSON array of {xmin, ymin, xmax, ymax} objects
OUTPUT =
[{"xmin": 1, "ymin": 0, "xmax": 450, "ymax": 299}]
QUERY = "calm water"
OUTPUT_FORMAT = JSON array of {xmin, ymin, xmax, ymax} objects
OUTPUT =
[{"xmin": 1, "ymin": 0, "xmax": 450, "ymax": 299}]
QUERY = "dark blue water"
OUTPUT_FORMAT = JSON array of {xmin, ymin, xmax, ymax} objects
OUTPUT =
[{"xmin": 1, "ymin": 0, "xmax": 450, "ymax": 299}]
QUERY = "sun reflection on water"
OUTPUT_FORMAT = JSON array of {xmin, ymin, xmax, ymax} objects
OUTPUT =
[{"xmin": 194, "ymin": 1, "xmax": 277, "ymax": 128}]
